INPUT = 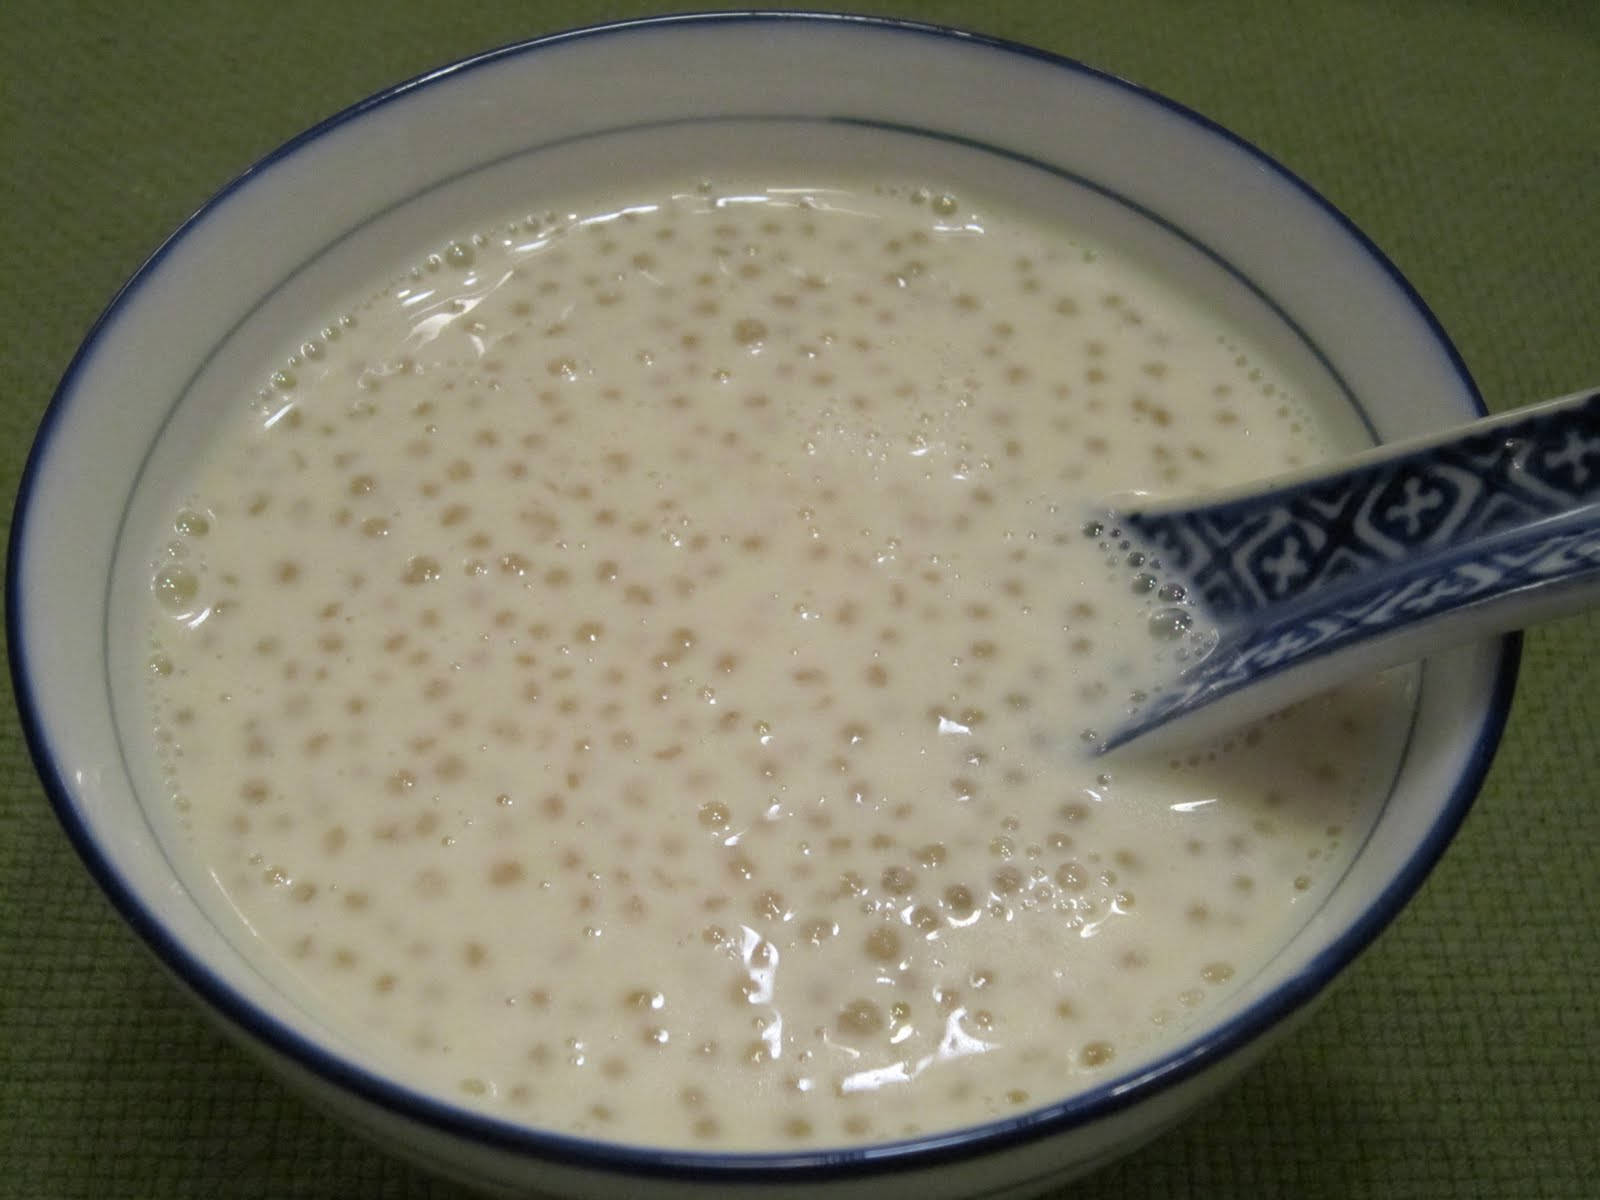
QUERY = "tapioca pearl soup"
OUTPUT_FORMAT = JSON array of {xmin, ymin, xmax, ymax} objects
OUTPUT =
[{"xmin": 135, "ymin": 176, "xmax": 1413, "ymax": 1149}]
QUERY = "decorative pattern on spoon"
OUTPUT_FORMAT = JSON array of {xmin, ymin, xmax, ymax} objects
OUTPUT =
[{"xmin": 1101, "ymin": 388, "xmax": 1600, "ymax": 751}]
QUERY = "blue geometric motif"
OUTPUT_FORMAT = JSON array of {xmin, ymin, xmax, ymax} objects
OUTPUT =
[{"xmin": 1101, "ymin": 389, "xmax": 1600, "ymax": 750}]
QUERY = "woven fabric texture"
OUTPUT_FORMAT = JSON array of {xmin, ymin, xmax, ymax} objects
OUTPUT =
[{"xmin": 2, "ymin": 2, "xmax": 1596, "ymax": 1196}]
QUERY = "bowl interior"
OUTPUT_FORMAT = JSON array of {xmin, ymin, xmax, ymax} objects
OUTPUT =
[{"xmin": 10, "ymin": 11, "xmax": 1508, "ymax": 1174}]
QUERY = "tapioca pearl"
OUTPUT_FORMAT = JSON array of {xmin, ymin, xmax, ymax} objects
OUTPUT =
[
  {"xmin": 488, "ymin": 860, "xmax": 526, "ymax": 887},
  {"xmin": 401, "ymin": 556, "xmax": 441, "ymax": 585},
  {"xmin": 1079, "ymin": 1041, "xmax": 1116, "ymax": 1069},
  {"xmin": 1053, "ymin": 861, "xmax": 1091, "ymax": 893},
  {"xmin": 991, "ymin": 866, "xmax": 1024, "ymax": 896},
  {"xmin": 836, "ymin": 999, "xmax": 886, "ymax": 1037},
  {"xmin": 778, "ymin": 1115, "xmax": 816, "ymax": 1141},
  {"xmin": 753, "ymin": 890, "xmax": 791, "ymax": 922},
  {"xmin": 799, "ymin": 917, "xmax": 837, "ymax": 946},
  {"xmin": 863, "ymin": 926, "xmax": 902, "ymax": 963},
  {"xmin": 941, "ymin": 885, "xmax": 977, "ymax": 920},
  {"xmin": 879, "ymin": 865, "xmax": 916, "ymax": 895}
]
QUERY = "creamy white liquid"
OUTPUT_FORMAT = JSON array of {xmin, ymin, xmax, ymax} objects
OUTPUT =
[{"xmin": 133, "ymin": 176, "xmax": 1412, "ymax": 1149}]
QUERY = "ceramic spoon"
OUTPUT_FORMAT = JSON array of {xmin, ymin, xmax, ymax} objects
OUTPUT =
[{"xmin": 1096, "ymin": 387, "xmax": 1600, "ymax": 753}]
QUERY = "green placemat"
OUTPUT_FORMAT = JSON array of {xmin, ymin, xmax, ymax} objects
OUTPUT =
[{"xmin": 3, "ymin": 2, "xmax": 1596, "ymax": 1196}]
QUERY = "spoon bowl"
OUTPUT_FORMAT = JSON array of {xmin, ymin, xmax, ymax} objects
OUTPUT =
[{"xmin": 1100, "ymin": 387, "xmax": 1600, "ymax": 752}]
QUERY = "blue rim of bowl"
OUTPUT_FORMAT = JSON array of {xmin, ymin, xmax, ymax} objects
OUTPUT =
[{"xmin": 7, "ymin": 9, "xmax": 1518, "ymax": 1184}]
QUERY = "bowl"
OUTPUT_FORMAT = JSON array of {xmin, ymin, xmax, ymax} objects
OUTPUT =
[{"xmin": 7, "ymin": 12, "xmax": 1515, "ymax": 1198}]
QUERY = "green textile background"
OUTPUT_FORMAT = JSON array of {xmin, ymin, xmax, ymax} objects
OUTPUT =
[{"xmin": 2, "ymin": 2, "xmax": 1596, "ymax": 1196}]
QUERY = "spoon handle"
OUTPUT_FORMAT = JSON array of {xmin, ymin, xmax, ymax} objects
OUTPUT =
[{"xmin": 1103, "ymin": 387, "xmax": 1600, "ymax": 750}]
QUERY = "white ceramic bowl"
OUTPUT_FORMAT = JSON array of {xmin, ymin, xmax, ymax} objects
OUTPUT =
[{"xmin": 8, "ymin": 13, "xmax": 1515, "ymax": 1198}]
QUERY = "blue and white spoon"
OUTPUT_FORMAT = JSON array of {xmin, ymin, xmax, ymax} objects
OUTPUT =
[{"xmin": 1096, "ymin": 387, "xmax": 1600, "ymax": 752}]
